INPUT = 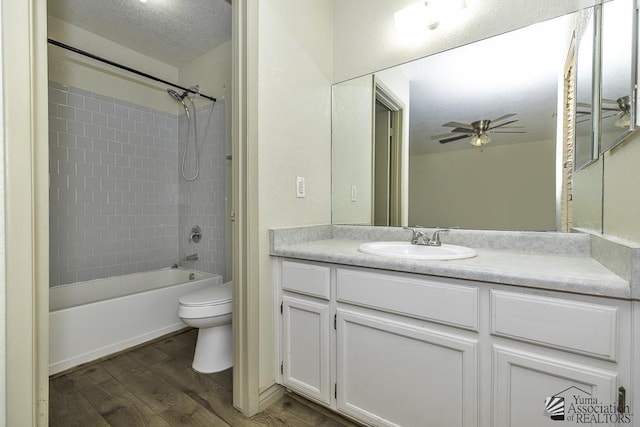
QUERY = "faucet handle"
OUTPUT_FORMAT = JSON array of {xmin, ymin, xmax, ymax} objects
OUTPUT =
[
  {"xmin": 404, "ymin": 226, "xmax": 425, "ymax": 244},
  {"xmin": 428, "ymin": 229, "xmax": 450, "ymax": 246}
]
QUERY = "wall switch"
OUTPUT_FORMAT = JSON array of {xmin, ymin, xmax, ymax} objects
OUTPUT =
[
  {"xmin": 351, "ymin": 185, "xmax": 357, "ymax": 202},
  {"xmin": 296, "ymin": 176, "xmax": 306, "ymax": 198}
]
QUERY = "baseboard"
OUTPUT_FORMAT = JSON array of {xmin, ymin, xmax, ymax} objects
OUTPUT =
[{"xmin": 258, "ymin": 383, "xmax": 285, "ymax": 411}]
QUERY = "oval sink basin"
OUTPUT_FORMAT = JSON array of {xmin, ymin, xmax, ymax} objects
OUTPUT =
[{"xmin": 358, "ymin": 241, "xmax": 477, "ymax": 260}]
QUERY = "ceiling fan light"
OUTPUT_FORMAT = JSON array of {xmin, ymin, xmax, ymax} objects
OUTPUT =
[{"xmin": 469, "ymin": 133, "xmax": 491, "ymax": 147}]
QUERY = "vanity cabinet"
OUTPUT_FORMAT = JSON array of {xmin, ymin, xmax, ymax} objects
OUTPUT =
[
  {"xmin": 279, "ymin": 260, "xmax": 332, "ymax": 405},
  {"xmin": 336, "ymin": 308, "xmax": 478, "ymax": 427},
  {"xmin": 281, "ymin": 295, "xmax": 332, "ymax": 405},
  {"xmin": 275, "ymin": 259, "xmax": 632, "ymax": 427}
]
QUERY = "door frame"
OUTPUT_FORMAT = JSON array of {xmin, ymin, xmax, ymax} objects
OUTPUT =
[
  {"xmin": 373, "ymin": 80, "xmax": 404, "ymax": 226},
  {"xmin": 2, "ymin": 0, "xmax": 50, "ymax": 425}
]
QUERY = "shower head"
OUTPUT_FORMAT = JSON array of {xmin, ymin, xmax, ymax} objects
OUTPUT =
[{"xmin": 167, "ymin": 88, "xmax": 190, "ymax": 118}]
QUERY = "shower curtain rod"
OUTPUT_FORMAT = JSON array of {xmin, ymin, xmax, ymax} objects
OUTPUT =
[{"xmin": 47, "ymin": 38, "xmax": 217, "ymax": 102}]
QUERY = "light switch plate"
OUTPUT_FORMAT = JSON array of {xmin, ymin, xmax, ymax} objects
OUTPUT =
[{"xmin": 296, "ymin": 176, "xmax": 306, "ymax": 198}]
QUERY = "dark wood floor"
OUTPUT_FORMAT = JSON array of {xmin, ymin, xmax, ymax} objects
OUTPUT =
[{"xmin": 50, "ymin": 329, "xmax": 359, "ymax": 427}]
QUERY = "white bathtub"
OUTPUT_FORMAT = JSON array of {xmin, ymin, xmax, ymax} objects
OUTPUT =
[{"xmin": 49, "ymin": 268, "xmax": 222, "ymax": 375}]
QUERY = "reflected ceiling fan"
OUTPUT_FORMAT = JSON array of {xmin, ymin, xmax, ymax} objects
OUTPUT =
[
  {"xmin": 576, "ymin": 95, "xmax": 631, "ymax": 127},
  {"xmin": 431, "ymin": 113, "xmax": 525, "ymax": 147}
]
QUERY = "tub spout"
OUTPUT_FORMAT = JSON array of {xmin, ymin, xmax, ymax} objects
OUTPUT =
[{"xmin": 184, "ymin": 254, "xmax": 199, "ymax": 262}]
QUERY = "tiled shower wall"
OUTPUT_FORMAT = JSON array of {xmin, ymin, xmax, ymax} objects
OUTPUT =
[
  {"xmin": 49, "ymin": 82, "xmax": 180, "ymax": 286},
  {"xmin": 178, "ymin": 101, "xmax": 227, "ymax": 276},
  {"xmin": 48, "ymin": 83, "xmax": 228, "ymax": 287}
]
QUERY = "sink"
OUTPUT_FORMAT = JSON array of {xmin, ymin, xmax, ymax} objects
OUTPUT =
[{"xmin": 358, "ymin": 241, "xmax": 477, "ymax": 260}]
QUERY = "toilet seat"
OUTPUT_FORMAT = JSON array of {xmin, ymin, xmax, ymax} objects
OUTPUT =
[{"xmin": 178, "ymin": 281, "xmax": 232, "ymax": 319}]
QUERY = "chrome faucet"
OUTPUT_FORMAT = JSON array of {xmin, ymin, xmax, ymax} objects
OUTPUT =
[
  {"xmin": 426, "ymin": 229, "xmax": 450, "ymax": 246},
  {"xmin": 405, "ymin": 227, "xmax": 450, "ymax": 246},
  {"xmin": 184, "ymin": 253, "xmax": 199, "ymax": 262}
]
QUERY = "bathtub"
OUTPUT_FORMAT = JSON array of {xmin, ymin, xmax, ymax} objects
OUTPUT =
[{"xmin": 49, "ymin": 268, "xmax": 222, "ymax": 375}]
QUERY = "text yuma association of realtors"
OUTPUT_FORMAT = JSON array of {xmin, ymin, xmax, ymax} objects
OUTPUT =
[{"xmin": 565, "ymin": 395, "xmax": 632, "ymax": 424}]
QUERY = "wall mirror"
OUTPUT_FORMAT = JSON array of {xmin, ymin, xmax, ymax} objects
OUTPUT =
[
  {"xmin": 599, "ymin": 0, "xmax": 637, "ymax": 152},
  {"xmin": 574, "ymin": 7, "xmax": 598, "ymax": 171},
  {"xmin": 332, "ymin": 1, "xmax": 638, "ymax": 232}
]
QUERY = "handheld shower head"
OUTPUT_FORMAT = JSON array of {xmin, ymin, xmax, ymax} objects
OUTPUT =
[{"xmin": 167, "ymin": 88, "xmax": 190, "ymax": 118}]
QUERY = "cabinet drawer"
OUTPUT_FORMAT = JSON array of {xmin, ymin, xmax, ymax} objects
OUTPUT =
[
  {"xmin": 337, "ymin": 268, "xmax": 478, "ymax": 330},
  {"xmin": 281, "ymin": 260, "xmax": 330, "ymax": 300},
  {"xmin": 490, "ymin": 290, "xmax": 618, "ymax": 360}
]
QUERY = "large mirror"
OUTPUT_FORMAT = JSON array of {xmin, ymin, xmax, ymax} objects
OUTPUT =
[
  {"xmin": 332, "ymin": 2, "xmax": 637, "ymax": 232},
  {"xmin": 599, "ymin": 0, "xmax": 636, "ymax": 152}
]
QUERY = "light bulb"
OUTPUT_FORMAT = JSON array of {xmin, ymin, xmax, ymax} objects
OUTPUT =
[{"xmin": 469, "ymin": 133, "xmax": 491, "ymax": 147}]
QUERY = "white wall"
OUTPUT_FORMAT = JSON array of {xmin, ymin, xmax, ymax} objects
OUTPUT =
[
  {"xmin": 333, "ymin": 0, "xmax": 600, "ymax": 82},
  {"xmin": 48, "ymin": 16, "xmax": 179, "ymax": 114},
  {"xmin": 603, "ymin": 133, "xmax": 640, "ymax": 243},
  {"xmin": 572, "ymin": 158, "xmax": 603, "ymax": 233},
  {"xmin": 332, "ymin": 75, "xmax": 373, "ymax": 224},
  {"xmin": 409, "ymin": 140, "xmax": 557, "ymax": 231},
  {"xmin": 257, "ymin": 0, "xmax": 333, "ymax": 391},
  {"xmin": 0, "ymin": 10, "xmax": 6, "ymax": 421}
]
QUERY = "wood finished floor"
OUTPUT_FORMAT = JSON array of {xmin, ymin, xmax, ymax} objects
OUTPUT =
[{"xmin": 50, "ymin": 329, "xmax": 360, "ymax": 427}]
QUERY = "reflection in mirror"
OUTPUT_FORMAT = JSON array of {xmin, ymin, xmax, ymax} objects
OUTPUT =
[
  {"xmin": 332, "ymin": 12, "xmax": 581, "ymax": 231},
  {"xmin": 600, "ymin": 0, "xmax": 635, "ymax": 152},
  {"xmin": 574, "ymin": 8, "xmax": 597, "ymax": 171}
]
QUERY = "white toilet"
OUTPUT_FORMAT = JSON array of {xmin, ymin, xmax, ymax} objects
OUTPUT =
[{"xmin": 178, "ymin": 281, "xmax": 233, "ymax": 373}]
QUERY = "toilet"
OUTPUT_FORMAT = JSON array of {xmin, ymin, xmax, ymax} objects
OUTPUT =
[{"xmin": 178, "ymin": 281, "xmax": 233, "ymax": 373}]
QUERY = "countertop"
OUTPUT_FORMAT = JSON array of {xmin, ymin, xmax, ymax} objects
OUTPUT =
[{"xmin": 270, "ymin": 226, "xmax": 634, "ymax": 300}]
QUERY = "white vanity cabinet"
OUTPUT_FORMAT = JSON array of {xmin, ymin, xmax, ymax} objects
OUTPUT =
[
  {"xmin": 279, "ymin": 260, "xmax": 332, "ymax": 405},
  {"xmin": 275, "ymin": 259, "xmax": 633, "ymax": 427},
  {"xmin": 489, "ymin": 290, "xmax": 632, "ymax": 427},
  {"xmin": 334, "ymin": 268, "xmax": 479, "ymax": 427}
]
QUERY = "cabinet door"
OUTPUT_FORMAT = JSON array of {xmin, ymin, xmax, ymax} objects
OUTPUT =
[
  {"xmin": 281, "ymin": 296, "xmax": 332, "ymax": 405},
  {"xmin": 336, "ymin": 308, "xmax": 478, "ymax": 427},
  {"xmin": 493, "ymin": 346, "xmax": 620, "ymax": 427}
]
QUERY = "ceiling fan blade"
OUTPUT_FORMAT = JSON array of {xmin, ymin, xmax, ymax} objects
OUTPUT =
[
  {"xmin": 490, "ymin": 113, "xmax": 516, "ymax": 123},
  {"xmin": 576, "ymin": 102, "xmax": 592, "ymax": 109},
  {"xmin": 450, "ymin": 127, "xmax": 474, "ymax": 133},
  {"xmin": 492, "ymin": 131, "xmax": 527, "ymax": 134},
  {"xmin": 442, "ymin": 121, "xmax": 473, "ymax": 129},
  {"xmin": 439, "ymin": 134, "xmax": 471, "ymax": 144},
  {"xmin": 430, "ymin": 132, "xmax": 458, "ymax": 140},
  {"xmin": 576, "ymin": 110, "xmax": 591, "ymax": 115},
  {"xmin": 601, "ymin": 107, "xmax": 621, "ymax": 111},
  {"xmin": 489, "ymin": 119, "xmax": 518, "ymax": 130},
  {"xmin": 602, "ymin": 98, "xmax": 617, "ymax": 104}
]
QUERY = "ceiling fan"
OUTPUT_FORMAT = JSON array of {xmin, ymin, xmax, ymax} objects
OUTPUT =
[
  {"xmin": 576, "ymin": 95, "xmax": 631, "ymax": 128},
  {"xmin": 431, "ymin": 113, "xmax": 526, "ymax": 147}
]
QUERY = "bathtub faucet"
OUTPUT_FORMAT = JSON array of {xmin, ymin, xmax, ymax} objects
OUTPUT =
[{"xmin": 184, "ymin": 253, "xmax": 199, "ymax": 262}]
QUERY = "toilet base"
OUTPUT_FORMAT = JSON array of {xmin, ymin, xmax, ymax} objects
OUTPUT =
[{"xmin": 192, "ymin": 324, "xmax": 233, "ymax": 374}]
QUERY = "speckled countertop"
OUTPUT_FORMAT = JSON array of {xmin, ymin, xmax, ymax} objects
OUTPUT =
[{"xmin": 270, "ymin": 225, "xmax": 636, "ymax": 300}]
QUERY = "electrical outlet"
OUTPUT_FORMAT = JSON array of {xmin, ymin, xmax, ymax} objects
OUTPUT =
[
  {"xmin": 351, "ymin": 185, "xmax": 357, "ymax": 202},
  {"xmin": 296, "ymin": 177, "xmax": 306, "ymax": 198}
]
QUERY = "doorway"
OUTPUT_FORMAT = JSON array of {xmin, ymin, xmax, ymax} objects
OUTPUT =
[{"xmin": 373, "ymin": 85, "xmax": 403, "ymax": 226}]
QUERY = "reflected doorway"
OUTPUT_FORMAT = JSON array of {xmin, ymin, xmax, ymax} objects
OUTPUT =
[{"xmin": 373, "ymin": 86, "xmax": 403, "ymax": 226}]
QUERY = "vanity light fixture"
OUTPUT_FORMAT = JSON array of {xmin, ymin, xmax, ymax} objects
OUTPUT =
[
  {"xmin": 395, "ymin": 0, "xmax": 465, "ymax": 32},
  {"xmin": 469, "ymin": 133, "xmax": 491, "ymax": 147}
]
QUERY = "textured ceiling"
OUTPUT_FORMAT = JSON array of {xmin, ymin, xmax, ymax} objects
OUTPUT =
[{"xmin": 48, "ymin": 0, "xmax": 232, "ymax": 66}]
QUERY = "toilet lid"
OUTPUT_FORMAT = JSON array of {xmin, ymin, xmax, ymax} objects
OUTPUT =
[{"xmin": 179, "ymin": 282, "xmax": 232, "ymax": 307}]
